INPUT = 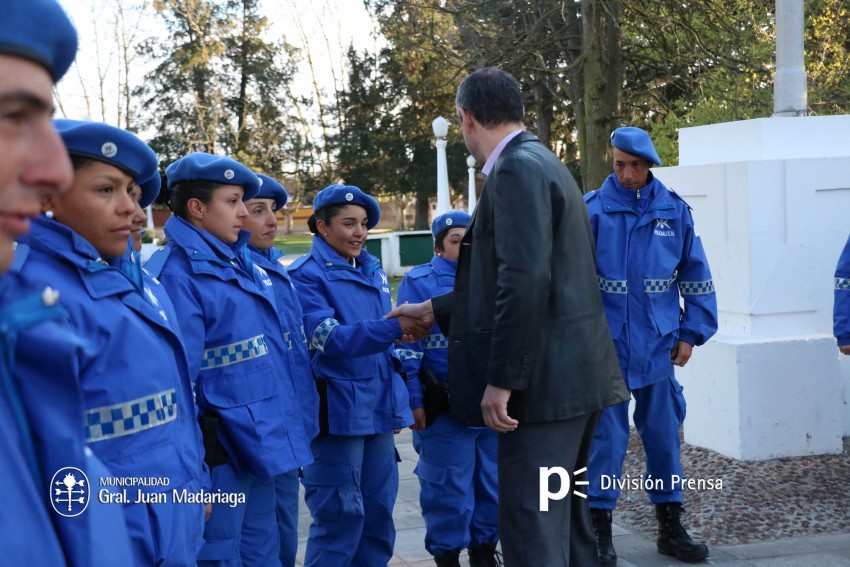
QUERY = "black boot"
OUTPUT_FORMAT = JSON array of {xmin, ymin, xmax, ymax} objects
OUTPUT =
[
  {"xmin": 467, "ymin": 542, "xmax": 503, "ymax": 567},
  {"xmin": 434, "ymin": 549, "xmax": 461, "ymax": 567},
  {"xmin": 590, "ymin": 508, "xmax": 617, "ymax": 567},
  {"xmin": 655, "ymin": 503, "xmax": 709, "ymax": 563}
]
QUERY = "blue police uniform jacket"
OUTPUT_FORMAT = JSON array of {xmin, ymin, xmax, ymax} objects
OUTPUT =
[
  {"xmin": 287, "ymin": 235, "xmax": 414, "ymax": 435},
  {"xmin": 0, "ymin": 269, "xmax": 133, "ymax": 566},
  {"xmin": 835, "ymin": 234, "xmax": 850, "ymax": 346},
  {"xmin": 146, "ymin": 215, "xmax": 313, "ymax": 477},
  {"xmin": 16, "ymin": 217, "xmax": 205, "ymax": 563},
  {"xmin": 249, "ymin": 244, "xmax": 320, "ymax": 442},
  {"xmin": 585, "ymin": 172, "xmax": 718, "ymax": 389},
  {"xmin": 395, "ymin": 255, "xmax": 458, "ymax": 406}
]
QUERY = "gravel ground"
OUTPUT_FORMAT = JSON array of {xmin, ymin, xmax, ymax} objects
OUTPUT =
[{"xmin": 613, "ymin": 431, "xmax": 850, "ymax": 545}]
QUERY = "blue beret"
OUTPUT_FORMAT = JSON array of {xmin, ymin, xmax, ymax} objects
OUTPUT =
[
  {"xmin": 431, "ymin": 210, "xmax": 470, "ymax": 239},
  {"xmin": 610, "ymin": 126, "xmax": 662, "ymax": 166},
  {"xmin": 165, "ymin": 152, "xmax": 260, "ymax": 201},
  {"xmin": 136, "ymin": 170, "xmax": 162, "ymax": 209},
  {"xmin": 313, "ymin": 184, "xmax": 380, "ymax": 230},
  {"xmin": 54, "ymin": 119, "xmax": 158, "ymax": 185},
  {"xmin": 255, "ymin": 174, "xmax": 288, "ymax": 211},
  {"xmin": 0, "ymin": 0, "xmax": 78, "ymax": 82}
]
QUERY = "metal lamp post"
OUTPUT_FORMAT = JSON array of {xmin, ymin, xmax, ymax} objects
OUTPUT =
[
  {"xmin": 432, "ymin": 116, "xmax": 450, "ymax": 215},
  {"xmin": 466, "ymin": 155, "xmax": 477, "ymax": 212}
]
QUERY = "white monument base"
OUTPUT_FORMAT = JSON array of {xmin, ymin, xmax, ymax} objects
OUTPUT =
[
  {"xmin": 656, "ymin": 115, "xmax": 850, "ymax": 460},
  {"xmin": 677, "ymin": 335, "xmax": 842, "ymax": 461}
]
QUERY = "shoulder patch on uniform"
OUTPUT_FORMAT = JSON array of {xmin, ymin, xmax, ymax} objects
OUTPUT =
[
  {"xmin": 406, "ymin": 263, "xmax": 434, "ymax": 280},
  {"xmin": 584, "ymin": 189, "xmax": 599, "ymax": 203},
  {"xmin": 286, "ymin": 253, "xmax": 310, "ymax": 272},
  {"xmin": 142, "ymin": 244, "xmax": 172, "ymax": 277},
  {"xmin": 667, "ymin": 188, "xmax": 693, "ymax": 211}
]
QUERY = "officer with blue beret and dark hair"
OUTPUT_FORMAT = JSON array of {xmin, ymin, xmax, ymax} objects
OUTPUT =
[
  {"xmin": 146, "ymin": 154, "xmax": 314, "ymax": 567},
  {"xmin": 585, "ymin": 126, "xmax": 718, "ymax": 565},
  {"xmin": 287, "ymin": 183, "xmax": 428, "ymax": 566},
  {"xmin": 395, "ymin": 210, "xmax": 502, "ymax": 567},
  {"xmin": 16, "ymin": 118, "xmax": 207, "ymax": 566},
  {"xmin": 0, "ymin": 2, "xmax": 138, "ymax": 565},
  {"xmin": 240, "ymin": 173, "xmax": 319, "ymax": 567}
]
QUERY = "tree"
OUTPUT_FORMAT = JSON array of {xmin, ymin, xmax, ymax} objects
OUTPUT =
[
  {"xmin": 338, "ymin": 4, "xmax": 471, "ymax": 228},
  {"xmin": 136, "ymin": 0, "xmax": 226, "ymax": 163}
]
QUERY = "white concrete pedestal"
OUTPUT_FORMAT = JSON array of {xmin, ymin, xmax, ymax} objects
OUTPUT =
[{"xmin": 656, "ymin": 116, "xmax": 849, "ymax": 460}]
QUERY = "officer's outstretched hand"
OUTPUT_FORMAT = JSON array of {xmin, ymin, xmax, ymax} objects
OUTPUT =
[
  {"xmin": 397, "ymin": 315, "xmax": 433, "ymax": 342},
  {"xmin": 840, "ymin": 344, "xmax": 850, "ymax": 356},
  {"xmin": 480, "ymin": 384, "xmax": 518, "ymax": 433},
  {"xmin": 671, "ymin": 340, "xmax": 693, "ymax": 367},
  {"xmin": 386, "ymin": 300, "xmax": 435, "ymax": 342}
]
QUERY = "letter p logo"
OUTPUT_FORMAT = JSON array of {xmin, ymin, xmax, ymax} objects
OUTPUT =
[{"xmin": 539, "ymin": 467, "xmax": 570, "ymax": 511}]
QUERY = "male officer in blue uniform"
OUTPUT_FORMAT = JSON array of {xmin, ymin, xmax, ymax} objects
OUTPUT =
[
  {"xmin": 0, "ymin": 1, "xmax": 134, "ymax": 564},
  {"xmin": 835, "ymin": 235, "xmax": 850, "ymax": 355},
  {"xmin": 585, "ymin": 127, "xmax": 718, "ymax": 565}
]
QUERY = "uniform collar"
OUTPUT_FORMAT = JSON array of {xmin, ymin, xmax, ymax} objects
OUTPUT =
[
  {"xmin": 431, "ymin": 254, "xmax": 457, "ymax": 274},
  {"xmin": 163, "ymin": 215, "xmax": 250, "ymax": 262},
  {"xmin": 249, "ymin": 244, "xmax": 284, "ymax": 265},
  {"xmin": 599, "ymin": 172, "xmax": 671, "ymax": 211},
  {"xmin": 26, "ymin": 215, "xmax": 116, "ymax": 268},
  {"xmin": 311, "ymin": 234, "xmax": 379, "ymax": 275}
]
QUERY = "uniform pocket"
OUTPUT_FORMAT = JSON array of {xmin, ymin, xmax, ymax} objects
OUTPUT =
[
  {"xmin": 670, "ymin": 377, "xmax": 686, "ymax": 425},
  {"xmin": 301, "ymin": 465, "xmax": 363, "ymax": 522},
  {"xmin": 414, "ymin": 459, "xmax": 447, "ymax": 485}
]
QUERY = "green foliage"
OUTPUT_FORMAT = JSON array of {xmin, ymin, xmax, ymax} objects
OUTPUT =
[
  {"xmin": 336, "ymin": 4, "xmax": 472, "ymax": 227},
  {"xmin": 137, "ymin": 0, "xmax": 308, "ymax": 189}
]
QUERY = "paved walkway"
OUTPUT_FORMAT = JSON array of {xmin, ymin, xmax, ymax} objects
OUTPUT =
[{"xmin": 295, "ymin": 429, "xmax": 850, "ymax": 566}]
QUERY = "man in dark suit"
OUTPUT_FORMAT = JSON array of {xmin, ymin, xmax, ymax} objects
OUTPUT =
[{"xmin": 391, "ymin": 67, "xmax": 629, "ymax": 566}]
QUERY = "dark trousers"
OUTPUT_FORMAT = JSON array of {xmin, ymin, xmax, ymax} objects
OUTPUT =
[{"xmin": 498, "ymin": 412, "xmax": 601, "ymax": 567}]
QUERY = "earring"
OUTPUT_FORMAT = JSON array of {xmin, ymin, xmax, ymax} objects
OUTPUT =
[
  {"xmin": 437, "ymin": 252, "xmax": 442, "ymax": 257},
  {"xmin": 45, "ymin": 210, "xmax": 54, "ymax": 219}
]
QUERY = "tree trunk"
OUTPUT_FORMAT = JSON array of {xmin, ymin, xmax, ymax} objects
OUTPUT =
[
  {"xmin": 414, "ymin": 188, "xmax": 431, "ymax": 231},
  {"xmin": 581, "ymin": 0, "xmax": 623, "ymax": 191}
]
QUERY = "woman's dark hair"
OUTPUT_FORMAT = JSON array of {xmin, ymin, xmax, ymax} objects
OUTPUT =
[
  {"xmin": 307, "ymin": 205, "xmax": 345, "ymax": 234},
  {"xmin": 434, "ymin": 231, "xmax": 447, "ymax": 252},
  {"xmin": 158, "ymin": 180, "xmax": 223, "ymax": 218},
  {"xmin": 70, "ymin": 155, "xmax": 94, "ymax": 171}
]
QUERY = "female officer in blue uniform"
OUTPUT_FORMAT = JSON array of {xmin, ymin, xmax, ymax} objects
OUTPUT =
[
  {"xmin": 287, "ymin": 184, "xmax": 418, "ymax": 567},
  {"xmin": 395, "ymin": 211, "xmax": 500, "ymax": 567},
  {"xmin": 17, "ymin": 119, "xmax": 205, "ymax": 566},
  {"xmin": 241, "ymin": 173, "xmax": 319, "ymax": 567},
  {"xmin": 145, "ymin": 153, "xmax": 313, "ymax": 567},
  {"xmin": 584, "ymin": 127, "xmax": 717, "ymax": 565}
]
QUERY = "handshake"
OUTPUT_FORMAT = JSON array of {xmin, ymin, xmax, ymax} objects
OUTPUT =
[{"xmin": 385, "ymin": 299, "xmax": 435, "ymax": 343}]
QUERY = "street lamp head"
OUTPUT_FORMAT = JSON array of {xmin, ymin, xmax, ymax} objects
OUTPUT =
[
  {"xmin": 432, "ymin": 116, "xmax": 450, "ymax": 138},
  {"xmin": 466, "ymin": 155, "xmax": 476, "ymax": 168}
]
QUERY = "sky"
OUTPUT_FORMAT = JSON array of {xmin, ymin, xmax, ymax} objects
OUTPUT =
[{"xmin": 54, "ymin": 0, "xmax": 381, "ymax": 125}]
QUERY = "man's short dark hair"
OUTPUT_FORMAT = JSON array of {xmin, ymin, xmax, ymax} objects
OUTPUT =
[{"xmin": 455, "ymin": 67, "xmax": 524, "ymax": 128}]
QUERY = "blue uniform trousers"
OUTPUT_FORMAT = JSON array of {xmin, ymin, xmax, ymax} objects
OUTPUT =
[
  {"xmin": 412, "ymin": 413, "xmax": 499, "ymax": 556},
  {"xmin": 274, "ymin": 468, "xmax": 300, "ymax": 567},
  {"xmin": 588, "ymin": 373, "xmax": 687, "ymax": 508},
  {"xmin": 198, "ymin": 463, "xmax": 279, "ymax": 567},
  {"xmin": 302, "ymin": 432, "xmax": 398, "ymax": 567}
]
